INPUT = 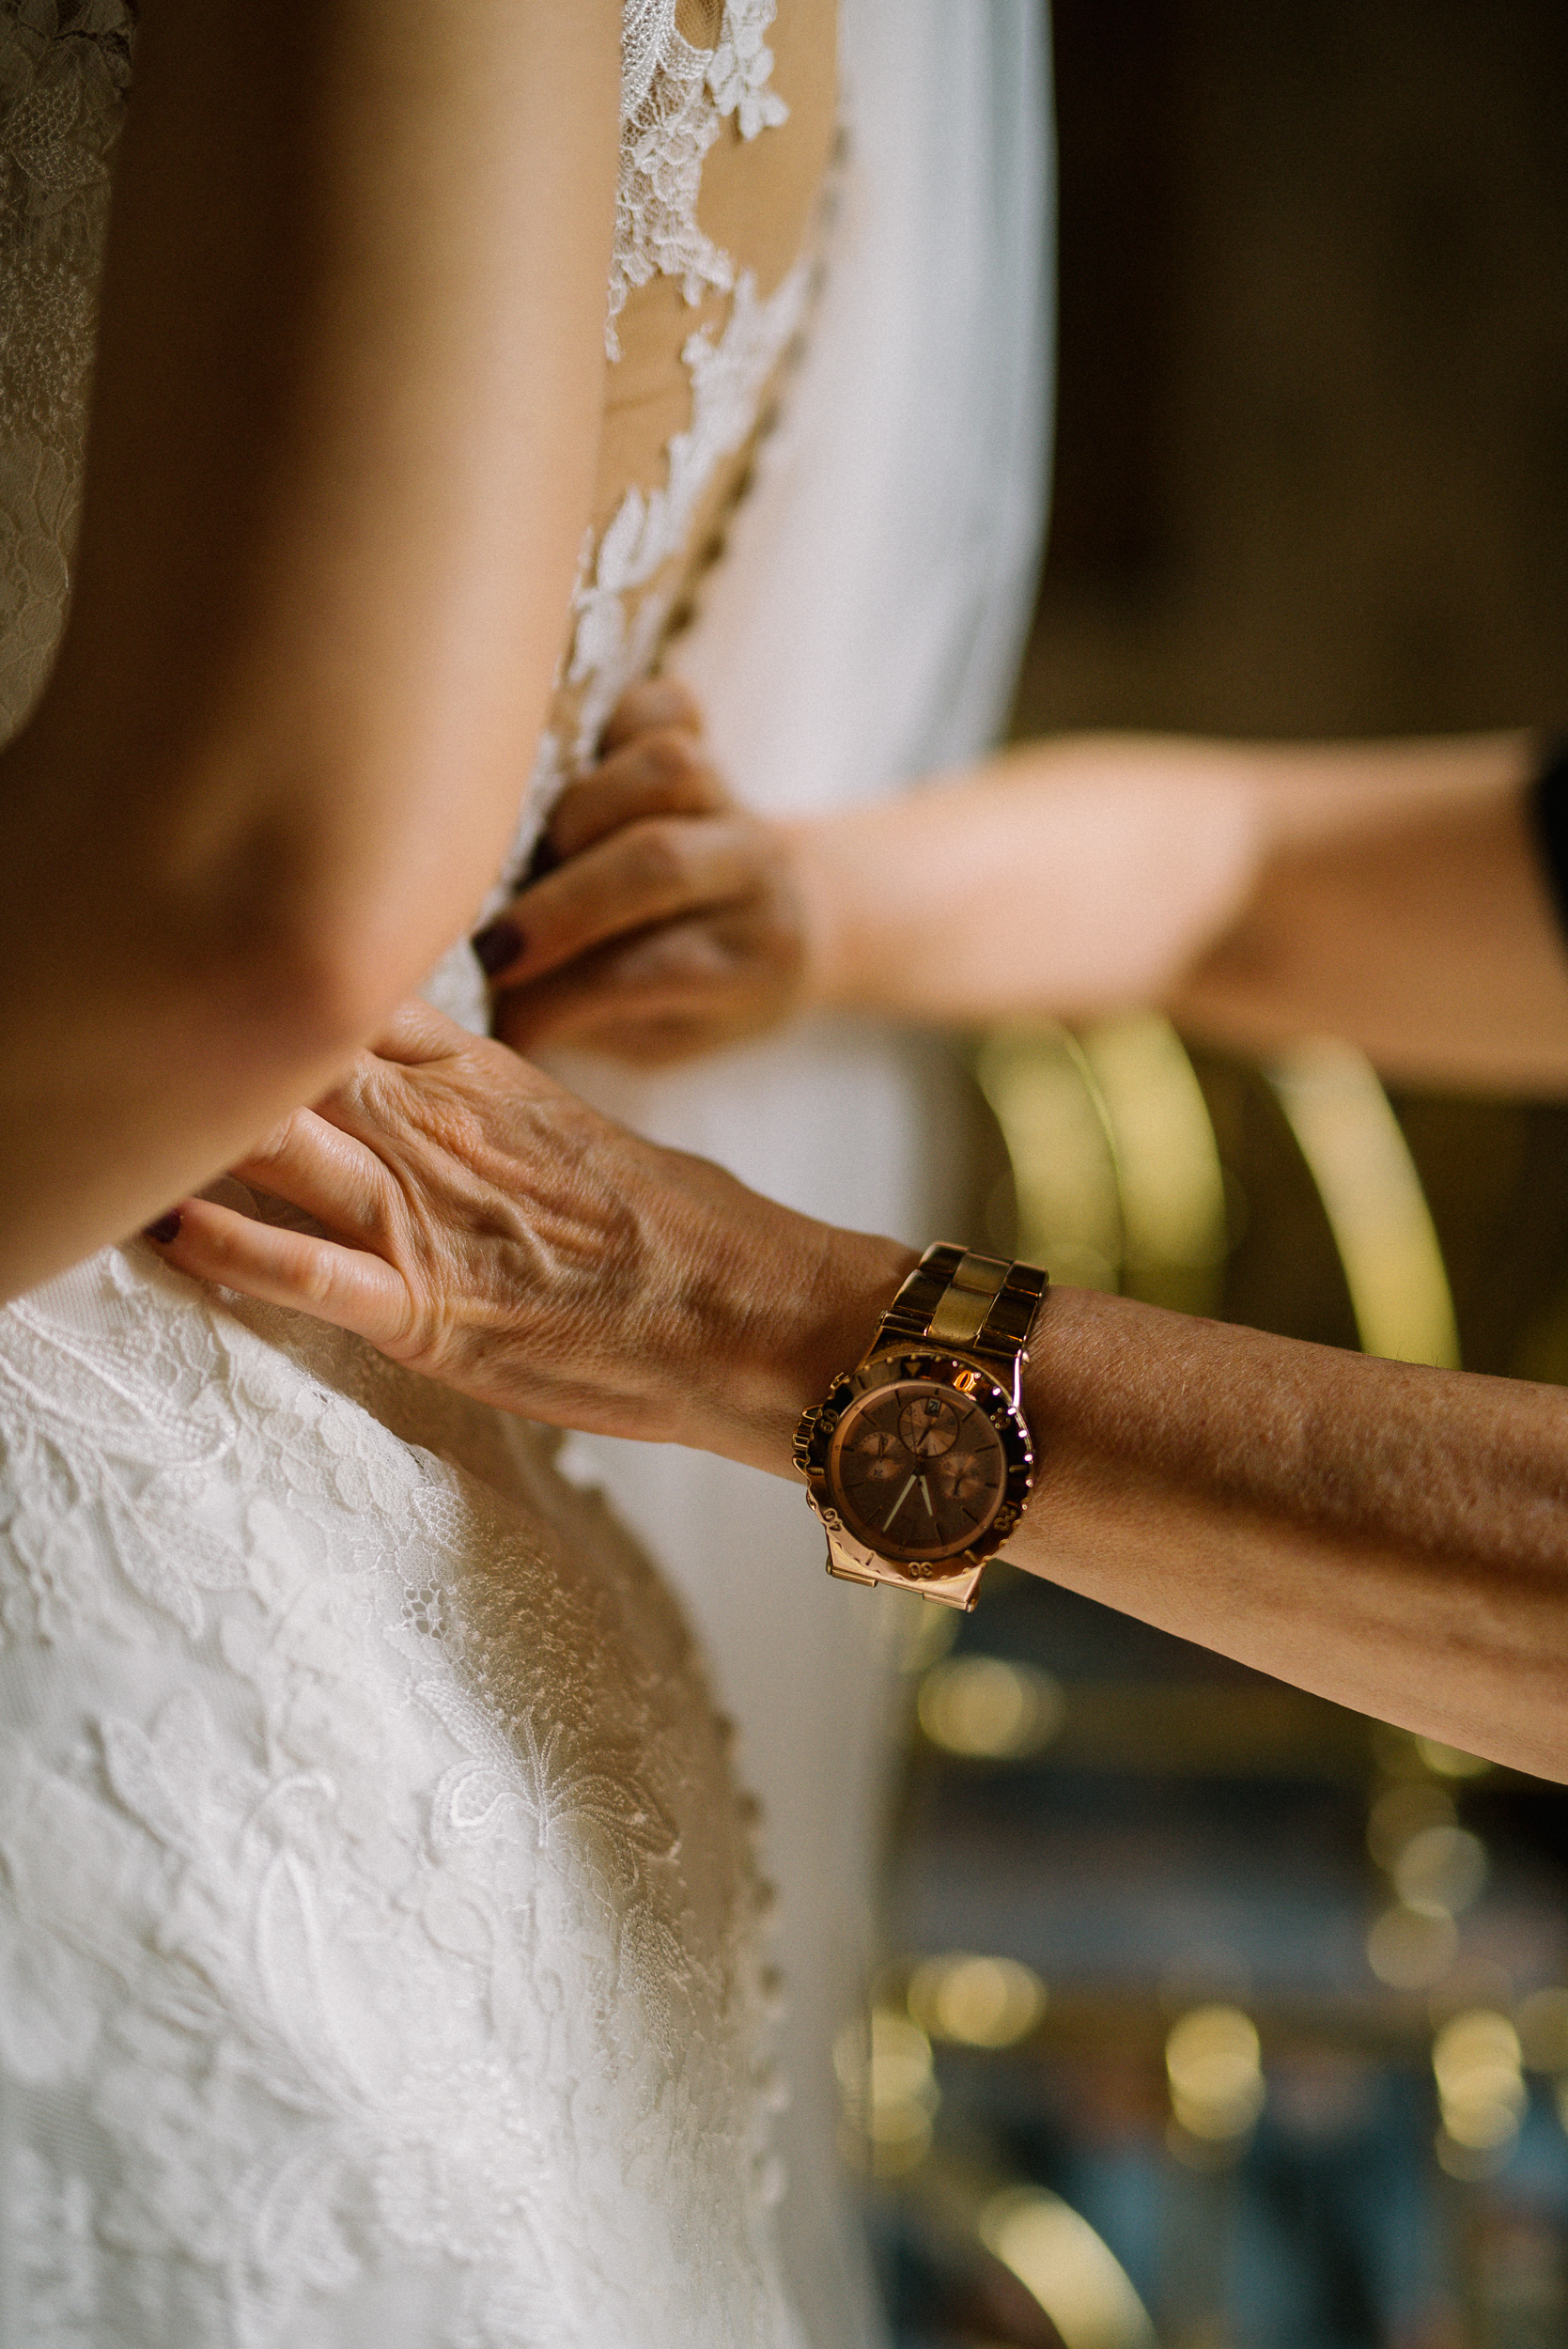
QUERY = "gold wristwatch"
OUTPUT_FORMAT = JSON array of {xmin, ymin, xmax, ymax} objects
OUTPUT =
[{"xmin": 792, "ymin": 1245, "xmax": 1048, "ymax": 1611}]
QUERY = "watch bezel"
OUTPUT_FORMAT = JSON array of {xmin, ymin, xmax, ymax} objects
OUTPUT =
[{"xmin": 795, "ymin": 1346, "xmax": 1035, "ymax": 1582}]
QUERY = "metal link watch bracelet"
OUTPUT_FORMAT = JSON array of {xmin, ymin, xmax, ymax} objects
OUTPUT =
[{"xmin": 793, "ymin": 1245, "xmax": 1048, "ymax": 1611}]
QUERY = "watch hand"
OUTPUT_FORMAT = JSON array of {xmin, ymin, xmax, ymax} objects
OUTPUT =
[
  {"xmin": 883, "ymin": 1474, "xmax": 917, "ymax": 1532},
  {"xmin": 918, "ymin": 1477, "xmax": 936, "ymax": 1519}
]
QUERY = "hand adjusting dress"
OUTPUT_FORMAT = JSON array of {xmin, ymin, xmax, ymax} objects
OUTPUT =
[{"xmin": 0, "ymin": 5, "xmax": 831, "ymax": 2342}]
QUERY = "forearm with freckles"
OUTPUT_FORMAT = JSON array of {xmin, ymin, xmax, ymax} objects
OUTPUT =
[{"xmin": 715, "ymin": 1256, "xmax": 1568, "ymax": 1783}]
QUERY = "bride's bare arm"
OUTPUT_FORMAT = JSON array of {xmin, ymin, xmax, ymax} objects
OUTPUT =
[
  {"xmin": 0, "ymin": 0, "xmax": 619, "ymax": 1299},
  {"xmin": 147, "ymin": 1008, "xmax": 1568, "ymax": 1784}
]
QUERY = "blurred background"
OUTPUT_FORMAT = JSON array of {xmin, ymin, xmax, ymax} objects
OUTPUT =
[{"xmin": 859, "ymin": 3, "xmax": 1568, "ymax": 2342}]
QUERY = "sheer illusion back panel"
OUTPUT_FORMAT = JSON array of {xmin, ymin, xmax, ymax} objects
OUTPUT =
[
  {"xmin": 521, "ymin": 0, "xmax": 837, "ymax": 863},
  {"xmin": 594, "ymin": 0, "xmax": 835, "ymax": 522}
]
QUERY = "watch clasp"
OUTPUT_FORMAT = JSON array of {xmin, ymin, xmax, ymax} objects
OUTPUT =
[{"xmin": 824, "ymin": 1533, "xmax": 985, "ymax": 1612}]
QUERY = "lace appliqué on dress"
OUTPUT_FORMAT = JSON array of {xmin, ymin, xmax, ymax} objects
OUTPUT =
[
  {"xmin": 570, "ymin": 260, "xmax": 810, "ymax": 748},
  {"xmin": 610, "ymin": 0, "xmax": 787, "ymax": 358},
  {"xmin": 479, "ymin": 248, "xmax": 811, "ymax": 920},
  {"xmin": 0, "ymin": 1250, "xmax": 794, "ymax": 2345}
]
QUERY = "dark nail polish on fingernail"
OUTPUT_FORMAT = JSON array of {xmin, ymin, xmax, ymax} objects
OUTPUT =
[
  {"xmin": 472, "ymin": 916, "xmax": 523, "ymax": 978},
  {"xmin": 144, "ymin": 1211, "xmax": 182, "ymax": 1244}
]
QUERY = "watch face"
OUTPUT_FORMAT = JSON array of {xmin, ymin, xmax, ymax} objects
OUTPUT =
[{"xmin": 827, "ymin": 1379, "xmax": 1009, "ymax": 1563}]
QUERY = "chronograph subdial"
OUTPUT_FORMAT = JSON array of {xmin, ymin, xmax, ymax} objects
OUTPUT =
[
  {"xmin": 828, "ymin": 1379, "xmax": 1008, "ymax": 1563},
  {"xmin": 897, "ymin": 1392, "xmax": 961, "ymax": 1457}
]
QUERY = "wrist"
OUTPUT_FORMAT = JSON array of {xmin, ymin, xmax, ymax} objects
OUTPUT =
[
  {"xmin": 778, "ymin": 816, "xmax": 857, "ymax": 1013},
  {"xmin": 671, "ymin": 1196, "xmax": 917, "ymax": 1476}
]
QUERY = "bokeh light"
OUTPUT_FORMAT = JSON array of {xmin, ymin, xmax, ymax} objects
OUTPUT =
[
  {"xmin": 1365, "ymin": 1781, "xmax": 1456, "ymax": 1869},
  {"xmin": 1415, "ymin": 1738, "xmax": 1494, "ymax": 1781},
  {"xmin": 1365, "ymin": 1904, "xmax": 1458, "ymax": 1990},
  {"xmin": 1392, "ymin": 1825, "xmax": 1488, "ymax": 1919},
  {"xmin": 1431, "ymin": 2010, "xmax": 1526, "ymax": 2170},
  {"xmin": 979, "ymin": 2186, "xmax": 1157, "ymax": 2349},
  {"xmin": 907, "ymin": 1952, "xmax": 1047, "ymax": 2047},
  {"xmin": 833, "ymin": 2009, "xmax": 939, "ymax": 2175},
  {"xmin": 1165, "ymin": 2004, "xmax": 1266, "ymax": 2143},
  {"xmin": 917, "ymin": 1656, "xmax": 1065, "ymax": 1759}
]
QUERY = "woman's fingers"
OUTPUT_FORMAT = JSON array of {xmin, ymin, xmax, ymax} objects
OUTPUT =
[
  {"xmin": 366, "ymin": 998, "xmax": 477, "ymax": 1067},
  {"xmin": 474, "ymin": 812, "xmax": 765, "ymax": 991},
  {"xmin": 494, "ymin": 894, "xmax": 804, "ymax": 1063},
  {"xmin": 494, "ymin": 921, "xmax": 732, "ymax": 1057},
  {"xmin": 473, "ymin": 677, "xmax": 721, "ymax": 964},
  {"xmin": 229, "ymin": 1105, "xmax": 396, "ymax": 1239},
  {"xmin": 146, "ymin": 1195, "xmax": 413, "ymax": 1347},
  {"xmin": 598, "ymin": 675, "xmax": 703, "ymax": 753},
  {"xmin": 545, "ymin": 726, "xmax": 731, "ymax": 862},
  {"xmin": 479, "ymin": 723, "xmax": 731, "ymax": 952}
]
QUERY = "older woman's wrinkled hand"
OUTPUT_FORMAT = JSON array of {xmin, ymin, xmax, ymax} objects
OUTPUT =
[{"xmin": 144, "ymin": 1000, "xmax": 912, "ymax": 1470}]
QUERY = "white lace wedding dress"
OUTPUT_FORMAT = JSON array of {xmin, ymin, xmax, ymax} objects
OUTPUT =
[{"xmin": 0, "ymin": 4, "xmax": 1050, "ymax": 2344}]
